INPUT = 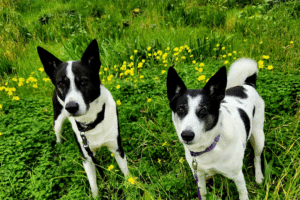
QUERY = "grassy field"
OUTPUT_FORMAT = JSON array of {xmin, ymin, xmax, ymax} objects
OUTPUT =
[{"xmin": 0, "ymin": 0, "xmax": 300, "ymax": 199}]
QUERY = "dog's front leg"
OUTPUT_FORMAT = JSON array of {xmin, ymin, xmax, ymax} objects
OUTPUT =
[
  {"xmin": 197, "ymin": 172, "xmax": 207, "ymax": 200},
  {"xmin": 83, "ymin": 157, "xmax": 98, "ymax": 197},
  {"xmin": 233, "ymin": 170, "xmax": 249, "ymax": 200}
]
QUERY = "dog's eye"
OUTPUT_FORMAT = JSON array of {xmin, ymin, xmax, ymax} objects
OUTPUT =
[
  {"xmin": 177, "ymin": 107, "xmax": 186, "ymax": 116},
  {"xmin": 81, "ymin": 80, "xmax": 89, "ymax": 86},
  {"xmin": 197, "ymin": 108, "xmax": 208, "ymax": 116},
  {"xmin": 57, "ymin": 81, "xmax": 64, "ymax": 87}
]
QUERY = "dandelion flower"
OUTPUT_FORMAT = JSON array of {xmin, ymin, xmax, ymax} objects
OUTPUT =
[
  {"xmin": 158, "ymin": 158, "xmax": 161, "ymax": 164},
  {"xmin": 111, "ymin": 153, "xmax": 114, "ymax": 157},
  {"xmin": 12, "ymin": 96, "xmax": 20, "ymax": 101},
  {"xmin": 116, "ymin": 85, "xmax": 120, "ymax": 89},
  {"xmin": 223, "ymin": 55, "xmax": 226, "ymax": 58},
  {"xmin": 38, "ymin": 68, "xmax": 44, "ymax": 72},
  {"xmin": 197, "ymin": 75, "xmax": 206, "ymax": 81},
  {"xmin": 179, "ymin": 157, "xmax": 185, "ymax": 163},
  {"xmin": 0, "ymin": 104, "xmax": 2, "ymax": 109},
  {"xmin": 259, "ymin": 41, "xmax": 263, "ymax": 44},
  {"xmin": 140, "ymin": 75, "xmax": 144, "ymax": 79},
  {"xmin": 32, "ymin": 84, "xmax": 38, "ymax": 88},
  {"xmin": 128, "ymin": 177, "xmax": 135, "ymax": 185},
  {"xmin": 216, "ymin": 44, "xmax": 220, "ymax": 47},
  {"xmin": 166, "ymin": 47, "xmax": 170, "ymax": 51},
  {"xmin": 233, "ymin": 51, "xmax": 237, "ymax": 54},
  {"xmin": 12, "ymin": 78, "xmax": 17, "ymax": 82},
  {"xmin": 228, "ymin": 53, "xmax": 232, "ymax": 56},
  {"xmin": 181, "ymin": 56, "xmax": 186, "ymax": 60},
  {"xmin": 198, "ymin": 68, "xmax": 203, "ymax": 73},
  {"xmin": 148, "ymin": 53, "xmax": 151, "ymax": 57},
  {"xmin": 222, "ymin": 47, "xmax": 225, "ymax": 50},
  {"xmin": 267, "ymin": 65, "xmax": 273, "ymax": 70},
  {"xmin": 0, "ymin": 132, "xmax": 2, "ymax": 136},
  {"xmin": 199, "ymin": 63, "xmax": 205, "ymax": 67},
  {"xmin": 224, "ymin": 61, "xmax": 229, "ymax": 64},
  {"xmin": 154, "ymin": 77, "xmax": 159, "ymax": 80},
  {"xmin": 116, "ymin": 100, "xmax": 121, "ymax": 106},
  {"xmin": 162, "ymin": 141, "xmax": 167, "ymax": 146},
  {"xmin": 147, "ymin": 98, "xmax": 151, "ymax": 102},
  {"xmin": 134, "ymin": 50, "xmax": 138, "ymax": 53},
  {"xmin": 174, "ymin": 47, "xmax": 179, "ymax": 52},
  {"xmin": 104, "ymin": 68, "xmax": 108, "ymax": 71},
  {"xmin": 130, "ymin": 55, "xmax": 133, "ymax": 60},
  {"xmin": 290, "ymin": 41, "xmax": 294, "ymax": 44},
  {"xmin": 262, "ymin": 55, "xmax": 269, "ymax": 59},
  {"xmin": 108, "ymin": 165, "xmax": 114, "ymax": 171},
  {"xmin": 147, "ymin": 47, "xmax": 151, "ymax": 51},
  {"xmin": 192, "ymin": 60, "xmax": 196, "ymax": 64}
]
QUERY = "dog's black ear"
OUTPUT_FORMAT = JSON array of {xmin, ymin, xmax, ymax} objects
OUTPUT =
[
  {"xmin": 203, "ymin": 66, "xmax": 227, "ymax": 102},
  {"xmin": 37, "ymin": 46, "xmax": 62, "ymax": 83},
  {"xmin": 81, "ymin": 39, "xmax": 101, "ymax": 72},
  {"xmin": 167, "ymin": 67, "xmax": 187, "ymax": 102}
]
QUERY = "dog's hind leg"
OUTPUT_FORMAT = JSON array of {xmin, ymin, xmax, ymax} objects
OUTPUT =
[{"xmin": 250, "ymin": 99, "xmax": 265, "ymax": 184}]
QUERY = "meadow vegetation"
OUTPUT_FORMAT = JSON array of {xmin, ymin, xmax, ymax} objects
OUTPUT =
[{"xmin": 0, "ymin": 0, "xmax": 299, "ymax": 199}]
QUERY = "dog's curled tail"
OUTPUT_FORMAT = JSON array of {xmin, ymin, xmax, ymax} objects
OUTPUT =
[{"xmin": 226, "ymin": 58, "xmax": 258, "ymax": 89}]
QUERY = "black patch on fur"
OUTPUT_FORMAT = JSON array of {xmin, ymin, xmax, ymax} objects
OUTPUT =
[
  {"xmin": 236, "ymin": 99, "xmax": 243, "ymax": 104},
  {"xmin": 253, "ymin": 106, "xmax": 256, "ymax": 117},
  {"xmin": 76, "ymin": 103, "xmax": 105, "ymax": 132},
  {"xmin": 53, "ymin": 89, "xmax": 63, "ymax": 121},
  {"xmin": 225, "ymin": 86, "xmax": 248, "ymax": 99},
  {"xmin": 238, "ymin": 108, "xmax": 250, "ymax": 141},
  {"xmin": 116, "ymin": 108, "xmax": 125, "ymax": 159},
  {"xmin": 222, "ymin": 105, "xmax": 231, "ymax": 114},
  {"xmin": 72, "ymin": 61, "xmax": 101, "ymax": 106},
  {"xmin": 245, "ymin": 73, "xmax": 257, "ymax": 88}
]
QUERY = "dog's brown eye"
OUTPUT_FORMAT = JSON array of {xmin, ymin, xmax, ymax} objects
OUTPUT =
[
  {"xmin": 81, "ymin": 80, "xmax": 89, "ymax": 86},
  {"xmin": 177, "ymin": 107, "xmax": 185, "ymax": 115}
]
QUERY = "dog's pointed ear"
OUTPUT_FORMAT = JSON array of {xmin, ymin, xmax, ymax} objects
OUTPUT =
[
  {"xmin": 81, "ymin": 39, "xmax": 101, "ymax": 72},
  {"xmin": 203, "ymin": 66, "xmax": 227, "ymax": 102},
  {"xmin": 37, "ymin": 46, "xmax": 62, "ymax": 83},
  {"xmin": 167, "ymin": 67, "xmax": 187, "ymax": 102}
]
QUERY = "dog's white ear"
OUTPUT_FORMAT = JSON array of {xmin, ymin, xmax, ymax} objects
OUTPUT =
[
  {"xmin": 203, "ymin": 66, "xmax": 227, "ymax": 102},
  {"xmin": 167, "ymin": 67, "xmax": 187, "ymax": 102},
  {"xmin": 37, "ymin": 46, "xmax": 62, "ymax": 83},
  {"xmin": 81, "ymin": 39, "xmax": 101, "ymax": 72}
]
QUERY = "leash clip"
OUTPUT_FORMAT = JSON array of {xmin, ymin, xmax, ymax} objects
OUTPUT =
[
  {"xmin": 192, "ymin": 157, "xmax": 197, "ymax": 171},
  {"xmin": 80, "ymin": 132, "xmax": 89, "ymax": 148}
]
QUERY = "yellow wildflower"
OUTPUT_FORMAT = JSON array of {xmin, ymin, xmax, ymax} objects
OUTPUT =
[
  {"xmin": 228, "ymin": 53, "xmax": 232, "ymax": 56},
  {"xmin": 147, "ymin": 47, "xmax": 151, "ymax": 51},
  {"xmin": 198, "ymin": 68, "xmax": 203, "ymax": 73},
  {"xmin": 104, "ymin": 68, "xmax": 108, "ymax": 71},
  {"xmin": 116, "ymin": 100, "xmax": 121, "ymax": 106},
  {"xmin": 43, "ymin": 78, "xmax": 51, "ymax": 82},
  {"xmin": 197, "ymin": 75, "xmax": 206, "ymax": 81},
  {"xmin": 262, "ymin": 55, "xmax": 269, "ymax": 59},
  {"xmin": 134, "ymin": 50, "xmax": 138, "ymax": 53},
  {"xmin": 38, "ymin": 68, "xmax": 44, "ymax": 72},
  {"xmin": 0, "ymin": 104, "xmax": 2, "ymax": 109},
  {"xmin": 138, "ymin": 63, "xmax": 143, "ymax": 68},
  {"xmin": 166, "ymin": 47, "xmax": 170, "ymax": 51},
  {"xmin": 192, "ymin": 60, "xmax": 196, "ymax": 64},
  {"xmin": 111, "ymin": 153, "xmax": 114, "ymax": 157},
  {"xmin": 233, "ymin": 51, "xmax": 237, "ymax": 54},
  {"xmin": 224, "ymin": 61, "xmax": 229, "ymax": 64},
  {"xmin": 216, "ymin": 44, "xmax": 220, "ymax": 47},
  {"xmin": 148, "ymin": 53, "xmax": 151, "ymax": 57},
  {"xmin": 179, "ymin": 157, "xmax": 185, "ymax": 163},
  {"xmin": 290, "ymin": 41, "xmax": 294, "ymax": 44},
  {"xmin": 140, "ymin": 75, "xmax": 144, "ymax": 79},
  {"xmin": 12, "ymin": 96, "xmax": 20, "ymax": 101},
  {"xmin": 130, "ymin": 55, "xmax": 133, "ymax": 60},
  {"xmin": 116, "ymin": 85, "xmax": 120, "ymax": 89},
  {"xmin": 162, "ymin": 141, "xmax": 167, "ymax": 146},
  {"xmin": 222, "ymin": 47, "xmax": 225, "ymax": 50},
  {"xmin": 128, "ymin": 177, "xmax": 135, "ymax": 185},
  {"xmin": 12, "ymin": 78, "xmax": 17, "ymax": 82},
  {"xmin": 223, "ymin": 55, "xmax": 226, "ymax": 58},
  {"xmin": 142, "ymin": 59, "xmax": 145, "ymax": 63},
  {"xmin": 267, "ymin": 65, "xmax": 273, "ymax": 70},
  {"xmin": 158, "ymin": 158, "xmax": 161, "ymax": 164},
  {"xmin": 161, "ymin": 70, "xmax": 166, "ymax": 74},
  {"xmin": 174, "ymin": 47, "xmax": 179, "ymax": 52},
  {"xmin": 108, "ymin": 165, "xmax": 114, "ymax": 171},
  {"xmin": 147, "ymin": 98, "xmax": 151, "ymax": 102},
  {"xmin": 32, "ymin": 84, "xmax": 38, "ymax": 88}
]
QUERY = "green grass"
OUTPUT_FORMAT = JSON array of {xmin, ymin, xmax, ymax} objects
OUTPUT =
[{"xmin": 0, "ymin": 0, "xmax": 300, "ymax": 199}]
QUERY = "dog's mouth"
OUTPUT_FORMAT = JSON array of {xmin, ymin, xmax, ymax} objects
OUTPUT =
[{"xmin": 183, "ymin": 140, "xmax": 194, "ymax": 145}]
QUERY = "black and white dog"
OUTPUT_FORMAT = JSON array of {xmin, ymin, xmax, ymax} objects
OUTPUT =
[
  {"xmin": 37, "ymin": 39, "xmax": 129, "ymax": 197},
  {"xmin": 167, "ymin": 58, "xmax": 265, "ymax": 200}
]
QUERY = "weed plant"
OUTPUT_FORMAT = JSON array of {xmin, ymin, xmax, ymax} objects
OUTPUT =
[{"xmin": 0, "ymin": 0, "xmax": 299, "ymax": 199}]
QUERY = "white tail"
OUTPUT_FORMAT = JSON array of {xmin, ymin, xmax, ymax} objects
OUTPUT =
[{"xmin": 226, "ymin": 58, "xmax": 258, "ymax": 89}]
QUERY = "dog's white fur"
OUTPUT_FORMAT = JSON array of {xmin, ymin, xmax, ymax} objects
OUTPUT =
[
  {"xmin": 172, "ymin": 58, "xmax": 265, "ymax": 200},
  {"xmin": 54, "ymin": 62, "xmax": 129, "ymax": 197}
]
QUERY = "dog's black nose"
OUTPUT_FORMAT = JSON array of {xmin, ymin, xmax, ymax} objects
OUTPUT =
[
  {"xmin": 181, "ymin": 130, "xmax": 195, "ymax": 142},
  {"xmin": 65, "ymin": 101, "xmax": 79, "ymax": 114}
]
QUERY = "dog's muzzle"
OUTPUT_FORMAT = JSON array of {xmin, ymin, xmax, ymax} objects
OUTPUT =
[
  {"xmin": 181, "ymin": 130, "xmax": 195, "ymax": 143},
  {"xmin": 65, "ymin": 101, "xmax": 79, "ymax": 115}
]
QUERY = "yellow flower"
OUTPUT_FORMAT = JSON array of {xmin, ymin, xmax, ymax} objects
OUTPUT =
[
  {"xmin": 43, "ymin": 78, "xmax": 51, "ymax": 82},
  {"xmin": 0, "ymin": 132, "xmax": 2, "ymax": 136},
  {"xmin": 107, "ymin": 76, "xmax": 112, "ymax": 81},
  {"xmin": 111, "ymin": 153, "xmax": 114, "ymax": 157},
  {"xmin": 18, "ymin": 82, "xmax": 23, "ymax": 86},
  {"xmin": 142, "ymin": 59, "xmax": 145, "ymax": 63},
  {"xmin": 120, "ymin": 73, "xmax": 124, "ymax": 77},
  {"xmin": 290, "ymin": 41, "xmax": 294, "ymax": 44},
  {"xmin": 190, "ymin": 54, "xmax": 193, "ymax": 57},
  {"xmin": 148, "ymin": 53, "xmax": 152, "ymax": 57},
  {"xmin": 38, "ymin": 68, "xmax": 44, "ymax": 72},
  {"xmin": 12, "ymin": 96, "xmax": 20, "ymax": 101},
  {"xmin": 199, "ymin": 63, "xmax": 205, "ymax": 67},
  {"xmin": 116, "ymin": 100, "xmax": 121, "ymax": 106},
  {"xmin": 123, "ymin": 61, "xmax": 127, "ymax": 65},
  {"xmin": 166, "ymin": 47, "xmax": 170, "ymax": 51},
  {"xmin": 156, "ymin": 56, "xmax": 160, "ymax": 60},
  {"xmin": 19, "ymin": 78, "xmax": 25, "ymax": 82},
  {"xmin": 0, "ymin": 104, "xmax": 2, "ymax": 109},
  {"xmin": 222, "ymin": 47, "xmax": 225, "ymax": 50},
  {"xmin": 233, "ymin": 51, "xmax": 237, "ymax": 54},
  {"xmin": 130, "ymin": 55, "xmax": 133, "ymax": 60},
  {"xmin": 17, "ymin": 141, "xmax": 21, "ymax": 145},
  {"xmin": 174, "ymin": 47, "xmax": 179, "ymax": 51},
  {"xmin": 162, "ymin": 141, "xmax": 167, "ymax": 146},
  {"xmin": 147, "ymin": 98, "xmax": 151, "ymax": 102},
  {"xmin": 224, "ymin": 60, "xmax": 229, "ymax": 64},
  {"xmin": 192, "ymin": 60, "xmax": 196, "ymax": 64},
  {"xmin": 138, "ymin": 62, "xmax": 143, "ymax": 68},
  {"xmin": 158, "ymin": 158, "xmax": 161, "ymax": 164},
  {"xmin": 104, "ymin": 68, "xmax": 108, "ymax": 71},
  {"xmin": 195, "ymin": 67, "xmax": 198, "ymax": 70},
  {"xmin": 259, "ymin": 41, "xmax": 263, "ymax": 44},
  {"xmin": 198, "ymin": 68, "xmax": 203, "ymax": 73},
  {"xmin": 216, "ymin": 44, "xmax": 220, "ymax": 47},
  {"xmin": 32, "ymin": 84, "xmax": 38, "ymax": 88},
  {"xmin": 147, "ymin": 47, "xmax": 151, "ymax": 51},
  {"xmin": 262, "ymin": 55, "xmax": 269, "ymax": 59},
  {"xmin": 164, "ymin": 64, "xmax": 167, "ymax": 67},
  {"xmin": 267, "ymin": 65, "xmax": 273, "ymax": 70},
  {"xmin": 179, "ymin": 157, "xmax": 185, "ymax": 163},
  {"xmin": 116, "ymin": 85, "xmax": 120, "ymax": 89},
  {"xmin": 12, "ymin": 78, "xmax": 17, "ymax": 82},
  {"xmin": 161, "ymin": 70, "xmax": 166, "ymax": 74},
  {"xmin": 140, "ymin": 75, "xmax": 144, "ymax": 79},
  {"xmin": 228, "ymin": 53, "xmax": 232, "ymax": 56},
  {"xmin": 108, "ymin": 165, "xmax": 114, "ymax": 171},
  {"xmin": 134, "ymin": 50, "xmax": 138, "ymax": 53},
  {"xmin": 206, "ymin": 37, "xmax": 209, "ymax": 39},
  {"xmin": 197, "ymin": 75, "xmax": 206, "ymax": 81},
  {"xmin": 128, "ymin": 177, "xmax": 135, "ymax": 185},
  {"xmin": 222, "ymin": 55, "xmax": 226, "ymax": 58},
  {"xmin": 154, "ymin": 77, "xmax": 159, "ymax": 80}
]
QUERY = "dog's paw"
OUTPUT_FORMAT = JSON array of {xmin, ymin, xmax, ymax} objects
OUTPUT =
[{"xmin": 255, "ymin": 174, "xmax": 264, "ymax": 185}]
